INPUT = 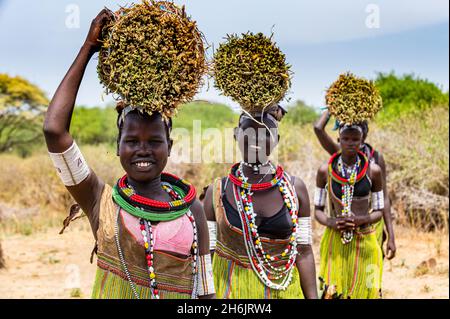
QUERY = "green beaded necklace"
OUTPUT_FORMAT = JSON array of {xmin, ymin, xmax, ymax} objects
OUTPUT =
[{"xmin": 112, "ymin": 184, "xmax": 190, "ymax": 221}]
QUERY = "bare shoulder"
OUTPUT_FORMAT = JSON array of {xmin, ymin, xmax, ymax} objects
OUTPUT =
[
  {"xmin": 202, "ymin": 182, "xmax": 216, "ymax": 221},
  {"xmin": 191, "ymin": 199, "xmax": 206, "ymax": 221},
  {"xmin": 369, "ymin": 163, "xmax": 383, "ymax": 186},
  {"xmin": 290, "ymin": 175, "xmax": 308, "ymax": 195},
  {"xmin": 370, "ymin": 162, "xmax": 382, "ymax": 176}
]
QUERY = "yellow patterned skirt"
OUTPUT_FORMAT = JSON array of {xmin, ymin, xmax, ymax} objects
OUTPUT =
[
  {"xmin": 318, "ymin": 226, "xmax": 383, "ymax": 299},
  {"xmin": 212, "ymin": 251, "xmax": 304, "ymax": 299}
]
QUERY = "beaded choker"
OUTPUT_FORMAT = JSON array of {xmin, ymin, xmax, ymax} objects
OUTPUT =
[
  {"xmin": 228, "ymin": 162, "xmax": 284, "ymax": 191},
  {"xmin": 113, "ymin": 173, "xmax": 197, "ymax": 221},
  {"xmin": 328, "ymin": 151, "xmax": 368, "ymax": 185}
]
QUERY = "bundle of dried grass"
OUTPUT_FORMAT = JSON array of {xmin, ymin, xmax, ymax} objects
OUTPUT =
[
  {"xmin": 98, "ymin": 0, "xmax": 207, "ymax": 119},
  {"xmin": 213, "ymin": 32, "xmax": 292, "ymax": 113},
  {"xmin": 326, "ymin": 72, "xmax": 383, "ymax": 124}
]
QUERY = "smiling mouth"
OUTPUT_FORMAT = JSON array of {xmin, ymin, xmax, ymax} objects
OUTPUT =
[
  {"xmin": 249, "ymin": 145, "xmax": 262, "ymax": 150},
  {"xmin": 133, "ymin": 161, "xmax": 153, "ymax": 168}
]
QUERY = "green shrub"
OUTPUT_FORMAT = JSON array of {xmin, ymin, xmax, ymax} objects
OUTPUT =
[
  {"xmin": 172, "ymin": 101, "xmax": 238, "ymax": 131},
  {"xmin": 375, "ymin": 72, "xmax": 449, "ymax": 122},
  {"xmin": 70, "ymin": 106, "xmax": 117, "ymax": 145},
  {"xmin": 283, "ymin": 100, "xmax": 319, "ymax": 125}
]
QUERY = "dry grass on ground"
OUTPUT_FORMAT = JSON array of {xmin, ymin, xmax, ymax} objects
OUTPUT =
[{"xmin": 0, "ymin": 220, "xmax": 447, "ymax": 299}]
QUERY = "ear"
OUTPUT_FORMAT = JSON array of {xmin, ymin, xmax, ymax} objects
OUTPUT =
[{"xmin": 168, "ymin": 138, "xmax": 173, "ymax": 157}]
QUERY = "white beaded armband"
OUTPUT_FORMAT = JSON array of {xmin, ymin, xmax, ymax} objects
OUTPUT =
[
  {"xmin": 296, "ymin": 217, "xmax": 312, "ymax": 245},
  {"xmin": 371, "ymin": 191, "xmax": 384, "ymax": 211},
  {"xmin": 207, "ymin": 221, "xmax": 217, "ymax": 250},
  {"xmin": 197, "ymin": 254, "xmax": 215, "ymax": 296},
  {"xmin": 48, "ymin": 141, "xmax": 90, "ymax": 186},
  {"xmin": 314, "ymin": 187, "xmax": 327, "ymax": 207}
]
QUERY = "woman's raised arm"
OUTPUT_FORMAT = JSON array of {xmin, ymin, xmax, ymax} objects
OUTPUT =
[
  {"xmin": 313, "ymin": 109, "xmax": 340, "ymax": 155},
  {"xmin": 43, "ymin": 9, "xmax": 113, "ymax": 235}
]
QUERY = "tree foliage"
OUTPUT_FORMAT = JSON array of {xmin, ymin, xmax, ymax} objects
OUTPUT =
[
  {"xmin": 283, "ymin": 100, "xmax": 319, "ymax": 126},
  {"xmin": 0, "ymin": 74, "xmax": 48, "ymax": 153},
  {"xmin": 375, "ymin": 72, "xmax": 449, "ymax": 122}
]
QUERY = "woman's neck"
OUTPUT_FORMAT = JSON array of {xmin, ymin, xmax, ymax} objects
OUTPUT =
[
  {"xmin": 341, "ymin": 153, "xmax": 358, "ymax": 166},
  {"xmin": 240, "ymin": 161, "xmax": 273, "ymax": 182}
]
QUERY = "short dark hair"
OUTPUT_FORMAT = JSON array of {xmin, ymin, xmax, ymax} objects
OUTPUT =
[{"xmin": 116, "ymin": 106, "xmax": 172, "ymax": 150}]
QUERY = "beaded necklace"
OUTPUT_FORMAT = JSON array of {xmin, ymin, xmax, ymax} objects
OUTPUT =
[
  {"xmin": 228, "ymin": 162, "xmax": 284, "ymax": 191},
  {"xmin": 229, "ymin": 162, "xmax": 299, "ymax": 290},
  {"xmin": 328, "ymin": 151, "xmax": 368, "ymax": 244},
  {"xmin": 113, "ymin": 174, "xmax": 198, "ymax": 299},
  {"xmin": 116, "ymin": 173, "xmax": 196, "ymax": 212}
]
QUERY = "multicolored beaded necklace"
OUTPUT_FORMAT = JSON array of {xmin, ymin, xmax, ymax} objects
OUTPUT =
[
  {"xmin": 113, "ymin": 173, "xmax": 198, "ymax": 299},
  {"xmin": 229, "ymin": 162, "xmax": 299, "ymax": 290},
  {"xmin": 328, "ymin": 151, "xmax": 368, "ymax": 244},
  {"xmin": 228, "ymin": 162, "xmax": 284, "ymax": 192}
]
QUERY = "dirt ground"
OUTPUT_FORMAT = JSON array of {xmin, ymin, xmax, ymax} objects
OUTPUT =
[{"xmin": 0, "ymin": 222, "xmax": 448, "ymax": 299}]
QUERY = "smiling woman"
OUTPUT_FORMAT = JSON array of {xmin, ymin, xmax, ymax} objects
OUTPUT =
[{"xmin": 42, "ymin": 7, "xmax": 214, "ymax": 299}]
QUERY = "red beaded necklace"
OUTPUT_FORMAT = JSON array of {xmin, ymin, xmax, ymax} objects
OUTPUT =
[
  {"xmin": 228, "ymin": 163, "xmax": 284, "ymax": 191},
  {"xmin": 328, "ymin": 151, "xmax": 369, "ymax": 185}
]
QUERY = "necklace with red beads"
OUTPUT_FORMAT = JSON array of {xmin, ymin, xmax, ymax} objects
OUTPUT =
[
  {"xmin": 114, "ymin": 177, "xmax": 198, "ymax": 299},
  {"xmin": 229, "ymin": 162, "xmax": 300, "ymax": 290}
]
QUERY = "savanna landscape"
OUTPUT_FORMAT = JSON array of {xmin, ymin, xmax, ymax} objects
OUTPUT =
[{"xmin": 0, "ymin": 72, "xmax": 448, "ymax": 298}]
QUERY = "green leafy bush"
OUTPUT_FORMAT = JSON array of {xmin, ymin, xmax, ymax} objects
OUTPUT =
[
  {"xmin": 375, "ymin": 72, "xmax": 449, "ymax": 122},
  {"xmin": 283, "ymin": 100, "xmax": 319, "ymax": 125}
]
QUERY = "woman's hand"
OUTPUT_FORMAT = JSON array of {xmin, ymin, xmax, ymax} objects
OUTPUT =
[
  {"xmin": 327, "ymin": 217, "xmax": 346, "ymax": 230},
  {"xmin": 386, "ymin": 237, "xmax": 396, "ymax": 260},
  {"xmin": 84, "ymin": 8, "xmax": 114, "ymax": 52}
]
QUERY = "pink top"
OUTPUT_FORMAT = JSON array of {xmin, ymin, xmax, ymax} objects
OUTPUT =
[{"xmin": 121, "ymin": 210, "xmax": 194, "ymax": 256}]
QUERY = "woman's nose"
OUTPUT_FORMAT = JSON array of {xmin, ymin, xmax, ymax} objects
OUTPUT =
[{"xmin": 136, "ymin": 142, "xmax": 152, "ymax": 154}]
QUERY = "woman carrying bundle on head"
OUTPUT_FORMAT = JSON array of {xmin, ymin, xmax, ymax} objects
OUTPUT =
[
  {"xmin": 202, "ymin": 33, "xmax": 318, "ymax": 299},
  {"xmin": 313, "ymin": 110, "xmax": 396, "ymax": 260},
  {"xmin": 43, "ymin": 3, "xmax": 214, "ymax": 299},
  {"xmin": 314, "ymin": 73, "xmax": 385, "ymax": 299}
]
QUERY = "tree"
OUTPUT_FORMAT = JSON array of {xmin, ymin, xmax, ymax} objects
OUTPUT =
[
  {"xmin": 375, "ymin": 72, "xmax": 449, "ymax": 122},
  {"xmin": 0, "ymin": 74, "xmax": 48, "ymax": 153},
  {"xmin": 283, "ymin": 100, "xmax": 319, "ymax": 126}
]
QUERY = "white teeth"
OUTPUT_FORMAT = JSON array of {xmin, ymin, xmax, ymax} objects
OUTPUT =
[
  {"xmin": 250, "ymin": 145, "xmax": 262, "ymax": 150},
  {"xmin": 135, "ymin": 162, "xmax": 150, "ymax": 168}
]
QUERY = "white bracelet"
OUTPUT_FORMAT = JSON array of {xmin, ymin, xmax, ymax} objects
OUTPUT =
[
  {"xmin": 207, "ymin": 221, "xmax": 217, "ymax": 250},
  {"xmin": 372, "ymin": 191, "xmax": 384, "ymax": 210},
  {"xmin": 48, "ymin": 141, "xmax": 90, "ymax": 186},
  {"xmin": 197, "ymin": 254, "xmax": 215, "ymax": 296},
  {"xmin": 296, "ymin": 217, "xmax": 312, "ymax": 245},
  {"xmin": 314, "ymin": 187, "xmax": 327, "ymax": 207}
]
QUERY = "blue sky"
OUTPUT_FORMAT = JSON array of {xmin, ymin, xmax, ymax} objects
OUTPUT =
[{"xmin": 0, "ymin": 0, "xmax": 448, "ymax": 110}]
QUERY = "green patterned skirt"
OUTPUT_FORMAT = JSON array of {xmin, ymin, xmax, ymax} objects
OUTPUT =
[
  {"xmin": 212, "ymin": 252, "xmax": 304, "ymax": 299},
  {"xmin": 318, "ymin": 226, "xmax": 383, "ymax": 299}
]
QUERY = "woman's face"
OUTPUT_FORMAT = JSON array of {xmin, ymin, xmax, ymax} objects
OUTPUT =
[
  {"xmin": 234, "ymin": 118, "xmax": 279, "ymax": 164},
  {"xmin": 118, "ymin": 112, "xmax": 172, "ymax": 182},
  {"xmin": 339, "ymin": 128, "xmax": 363, "ymax": 156}
]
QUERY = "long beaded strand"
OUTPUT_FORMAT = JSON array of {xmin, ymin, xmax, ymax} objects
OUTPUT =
[
  {"xmin": 232, "ymin": 163, "xmax": 299, "ymax": 290},
  {"xmin": 338, "ymin": 156, "xmax": 360, "ymax": 244},
  {"xmin": 116, "ymin": 182, "xmax": 198, "ymax": 299}
]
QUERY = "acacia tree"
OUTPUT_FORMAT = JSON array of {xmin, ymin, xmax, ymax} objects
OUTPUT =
[{"xmin": 0, "ymin": 73, "xmax": 48, "ymax": 153}]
